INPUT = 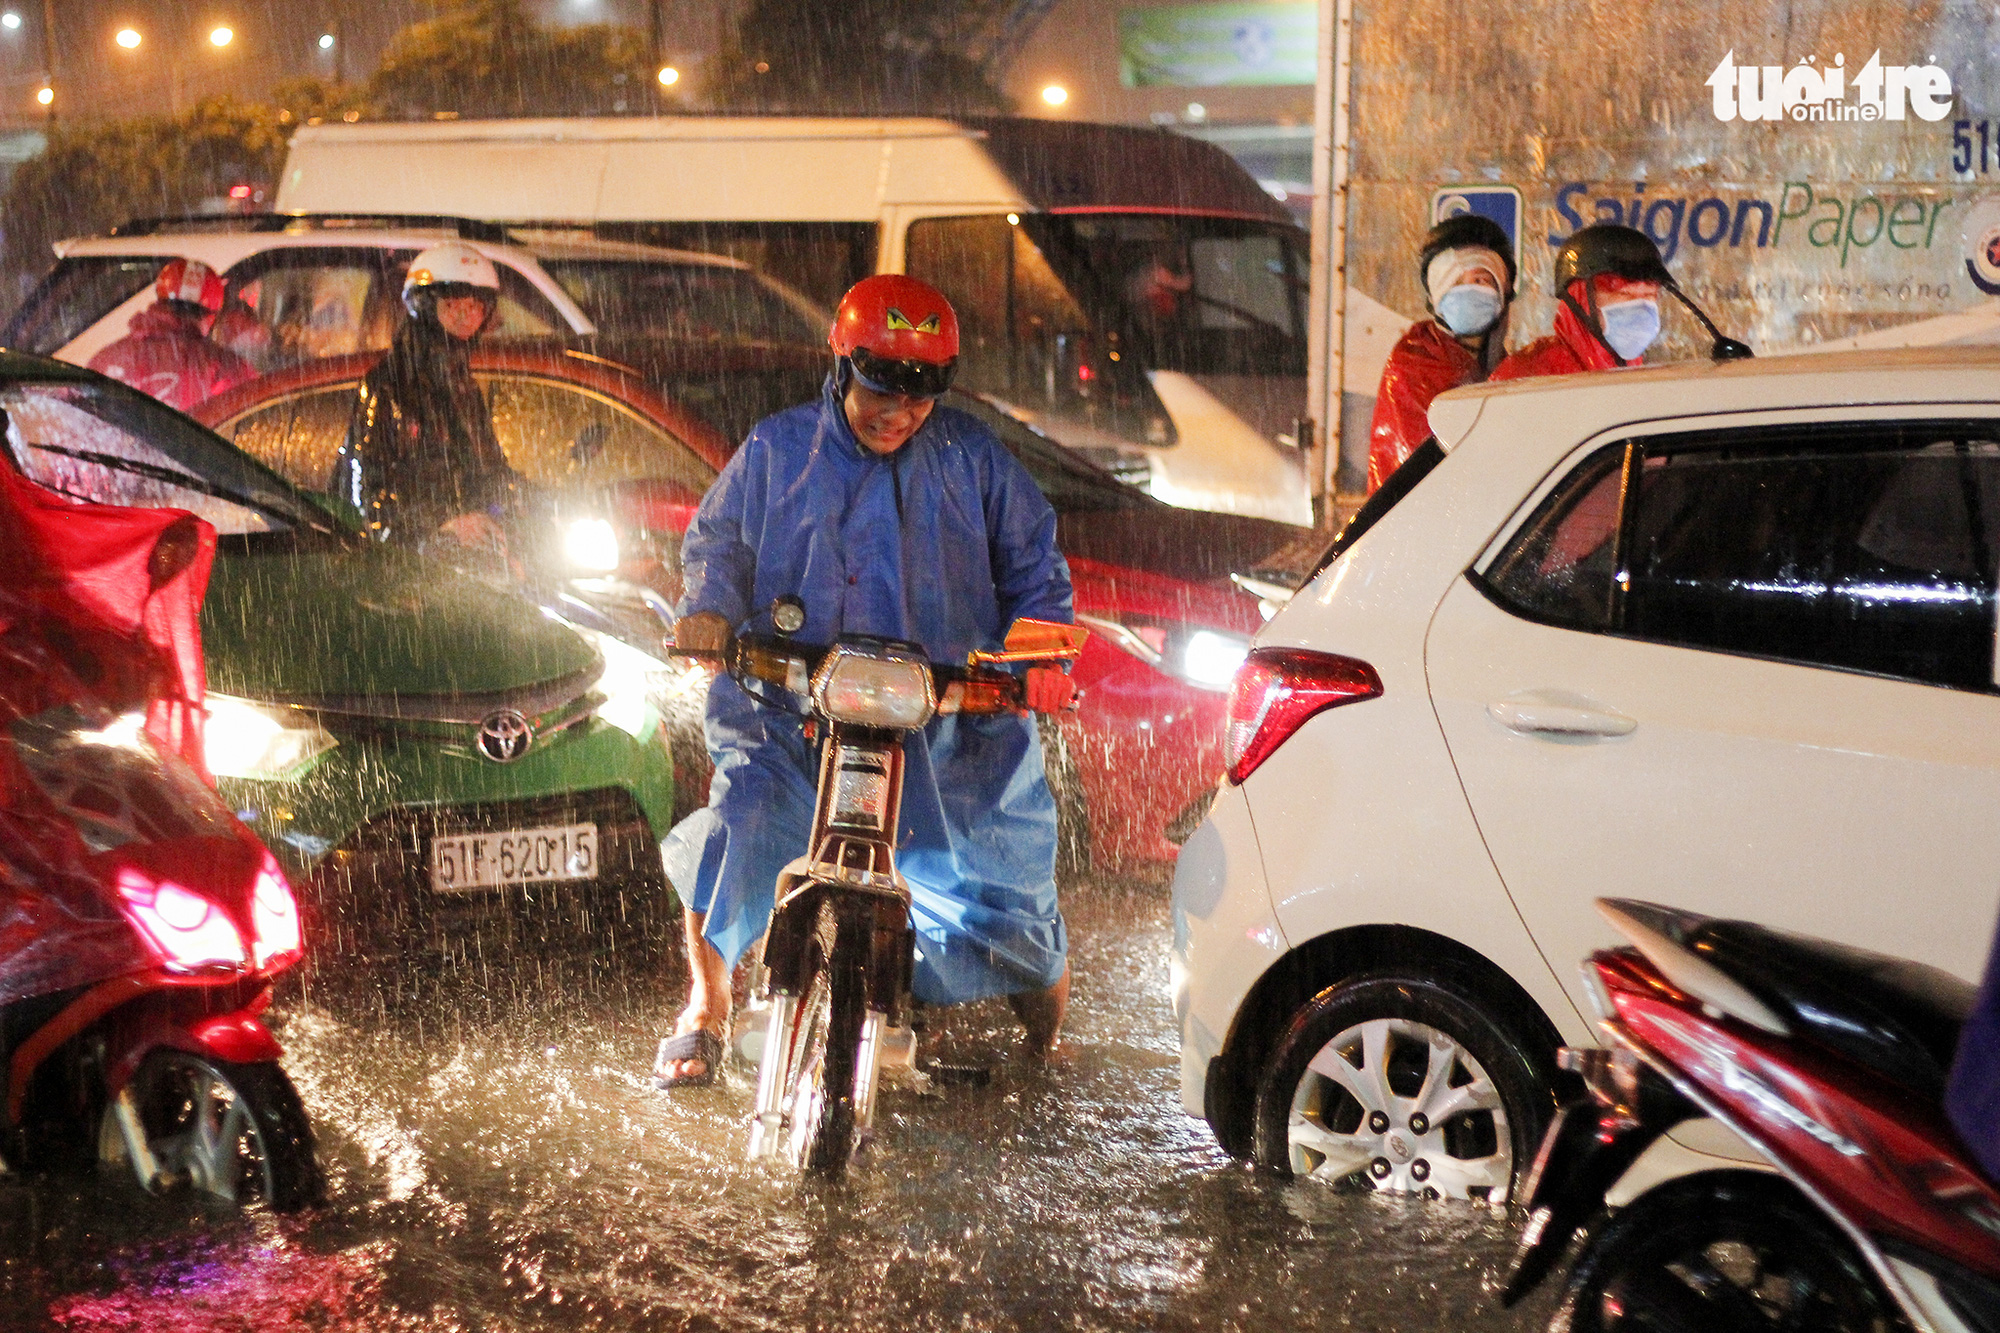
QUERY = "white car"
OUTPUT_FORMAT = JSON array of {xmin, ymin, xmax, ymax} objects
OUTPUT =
[
  {"xmin": 2, "ymin": 214, "xmax": 823, "ymax": 373},
  {"xmin": 1174, "ymin": 346, "xmax": 2000, "ymax": 1203}
]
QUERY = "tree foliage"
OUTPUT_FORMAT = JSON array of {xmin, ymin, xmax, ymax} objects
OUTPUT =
[
  {"xmin": 2, "ymin": 96, "xmax": 292, "ymax": 282},
  {"xmin": 370, "ymin": 0, "xmax": 672, "ymax": 120},
  {"xmin": 713, "ymin": 0, "xmax": 1016, "ymax": 115}
]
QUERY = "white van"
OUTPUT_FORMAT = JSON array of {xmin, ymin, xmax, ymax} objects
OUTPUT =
[{"xmin": 277, "ymin": 117, "xmax": 1313, "ymax": 525}]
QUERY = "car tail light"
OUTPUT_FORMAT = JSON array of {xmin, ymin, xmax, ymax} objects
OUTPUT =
[
  {"xmin": 117, "ymin": 866, "xmax": 248, "ymax": 971},
  {"xmin": 1223, "ymin": 648, "xmax": 1382, "ymax": 784},
  {"xmin": 251, "ymin": 863, "xmax": 303, "ymax": 970}
]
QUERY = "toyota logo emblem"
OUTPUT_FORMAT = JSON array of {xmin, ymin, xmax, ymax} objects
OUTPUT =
[{"xmin": 476, "ymin": 709, "xmax": 533, "ymax": 763}]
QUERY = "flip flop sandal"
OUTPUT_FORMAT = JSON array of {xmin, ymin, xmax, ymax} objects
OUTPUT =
[{"xmin": 650, "ymin": 1029, "xmax": 724, "ymax": 1089}]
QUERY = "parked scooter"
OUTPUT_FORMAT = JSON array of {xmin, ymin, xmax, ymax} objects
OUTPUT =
[
  {"xmin": 1502, "ymin": 898, "xmax": 2000, "ymax": 1332},
  {"xmin": 676, "ymin": 602, "xmax": 1085, "ymax": 1177},
  {"xmin": 0, "ymin": 467, "xmax": 321, "ymax": 1211}
]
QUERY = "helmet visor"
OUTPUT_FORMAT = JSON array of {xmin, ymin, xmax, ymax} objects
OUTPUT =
[{"xmin": 849, "ymin": 347, "xmax": 957, "ymax": 399}]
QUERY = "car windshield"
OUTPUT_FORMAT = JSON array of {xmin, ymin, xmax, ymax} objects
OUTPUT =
[
  {"xmin": 0, "ymin": 378, "xmax": 332, "ymax": 536},
  {"xmin": 1027, "ymin": 213, "xmax": 1307, "ymax": 377},
  {"xmin": 540, "ymin": 259, "xmax": 825, "ymax": 346},
  {"xmin": 949, "ymin": 392, "xmax": 1153, "ymax": 516}
]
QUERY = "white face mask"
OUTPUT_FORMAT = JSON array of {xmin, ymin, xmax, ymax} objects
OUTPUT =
[
  {"xmin": 1436, "ymin": 284, "xmax": 1504, "ymax": 337},
  {"xmin": 1599, "ymin": 298, "xmax": 1661, "ymax": 361}
]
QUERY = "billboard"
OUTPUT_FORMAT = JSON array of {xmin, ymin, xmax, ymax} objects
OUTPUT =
[{"xmin": 1119, "ymin": 3, "xmax": 1317, "ymax": 88}]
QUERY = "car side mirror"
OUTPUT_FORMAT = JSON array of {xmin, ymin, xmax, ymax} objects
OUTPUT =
[{"xmin": 567, "ymin": 421, "xmax": 610, "ymax": 467}]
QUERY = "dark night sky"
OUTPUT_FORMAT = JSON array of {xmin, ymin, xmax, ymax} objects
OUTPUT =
[{"xmin": 0, "ymin": 1, "xmax": 731, "ymax": 126}]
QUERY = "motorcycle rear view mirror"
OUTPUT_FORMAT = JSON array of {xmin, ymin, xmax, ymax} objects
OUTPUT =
[
  {"xmin": 968, "ymin": 618, "xmax": 1088, "ymax": 667},
  {"xmin": 771, "ymin": 596, "xmax": 806, "ymax": 635}
]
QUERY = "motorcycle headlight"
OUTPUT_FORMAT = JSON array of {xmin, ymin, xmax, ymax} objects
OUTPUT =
[
  {"xmin": 590, "ymin": 631, "xmax": 670, "ymax": 739},
  {"xmin": 251, "ymin": 863, "xmax": 303, "ymax": 970},
  {"xmin": 564, "ymin": 517, "xmax": 621, "ymax": 572},
  {"xmin": 205, "ymin": 695, "xmax": 336, "ymax": 781},
  {"xmin": 812, "ymin": 649, "xmax": 936, "ymax": 729},
  {"xmin": 117, "ymin": 866, "xmax": 248, "ymax": 971}
]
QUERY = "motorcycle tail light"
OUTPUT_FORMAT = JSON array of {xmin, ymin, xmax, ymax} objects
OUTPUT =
[
  {"xmin": 117, "ymin": 867, "xmax": 248, "ymax": 971},
  {"xmin": 1223, "ymin": 648, "xmax": 1382, "ymax": 784},
  {"xmin": 813, "ymin": 650, "xmax": 936, "ymax": 729},
  {"xmin": 251, "ymin": 864, "xmax": 303, "ymax": 970}
]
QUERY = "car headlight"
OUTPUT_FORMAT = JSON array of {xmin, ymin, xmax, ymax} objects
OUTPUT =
[
  {"xmin": 1076, "ymin": 614, "xmax": 1250, "ymax": 693},
  {"xmin": 590, "ymin": 631, "xmax": 670, "ymax": 738},
  {"xmin": 1180, "ymin": 629, "xmax": 1251, "ymax": 689},
  {"xmin": 812, "ymin": 648, "xmax": 936, "ymax": 729},
  {"xmin": 564, "ymin": 517, "xmax": 621, "ymax": 572},
  {"xmin": 205, "ymin": 695, "xmax": 336, "ymax": 781}
]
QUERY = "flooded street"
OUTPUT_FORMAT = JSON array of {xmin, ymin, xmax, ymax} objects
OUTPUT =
[{"xmin": 0, "ymin": 876, "xmax": 1556, "ymax": 1333}]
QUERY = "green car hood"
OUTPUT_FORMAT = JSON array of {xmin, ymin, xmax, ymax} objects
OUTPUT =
[{"xmin": 202, "ymin": 544, "xmax": 602, "ymax": 718}]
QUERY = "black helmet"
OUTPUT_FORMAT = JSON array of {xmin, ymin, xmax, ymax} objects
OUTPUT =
[
  {"xmin": 1417, "ymin": 214, "xmax": 1516, "ymax": 300},
  {"xmin": 1552, "ymin": 224, "xmax": 1670, "ymax": 297}
]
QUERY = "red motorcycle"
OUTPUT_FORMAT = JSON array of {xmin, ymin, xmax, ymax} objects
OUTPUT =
[
  {"xmin": 1502, "ymin": 898, "xmax": 2000, "ymax": 1332},
  {"xmin": 0, "ymin": 458, "xmax": 321, "ymax": 1211}
]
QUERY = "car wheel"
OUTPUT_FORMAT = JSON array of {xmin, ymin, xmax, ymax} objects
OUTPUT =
[{"xmin": 1252, "ymin": 973, "xmax": 1553, "ymax": 1203}]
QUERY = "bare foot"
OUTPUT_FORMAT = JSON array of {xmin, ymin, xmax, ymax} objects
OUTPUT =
[
  {"xmin": 1008, "ymin": 963, "xmax": 1071, "ymax": 1062},
  {"xmin": 659, "ymin": 908, "xmax": 732, "ymax": 1083}
]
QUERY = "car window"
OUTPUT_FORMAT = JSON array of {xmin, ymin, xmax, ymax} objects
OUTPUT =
[
  {"xmin": 1480, "ymin": 422, "xmax": 2000, "ymax": 692},
  {"xmin": 478, "ymin": 374, "xmax": 716, "ymax": 491},
  {"xmin": 3, "ymin": 256, "xmax": 170, "ymax": 356},
  {"xmin": 539, "ymin": 259, "xmax": 821, "ymax": 344},
  {"xmin": 0, "ymin": 381, "xmax": 321, "ymax": 535},
  {"xmin": 221, "ymin": 248, "xmax": 565, "ymax": 371},
  {"xmin": 219, "ymin": 385, "xmax": 357, "ymax": 491},
  {"xmin": 1480, "ymin": 444, "xmax": 1627, "ymax": 631}
]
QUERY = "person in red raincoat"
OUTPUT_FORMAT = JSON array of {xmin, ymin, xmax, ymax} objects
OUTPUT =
[
  {"xmin": 1366, "ymin": 215, "xmax": 1516, "ymax": 493},
  {"xmin": 1492, "ymin": 225, "xmax": 1672, "ymax": 383},
  {"xmin": 87, "ymin": 258, "xmax": 256, "ymax": 414}
]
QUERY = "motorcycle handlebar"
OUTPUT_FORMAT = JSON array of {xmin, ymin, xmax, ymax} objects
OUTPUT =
[{"xmin": 667, "ymin": 633, "xmax": 1076, "ymax": 715}]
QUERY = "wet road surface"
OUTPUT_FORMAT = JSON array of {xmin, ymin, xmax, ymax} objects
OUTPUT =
[{"xmin": 0, "ymin": 876, "xmax": 1558, "ymax": 1332}]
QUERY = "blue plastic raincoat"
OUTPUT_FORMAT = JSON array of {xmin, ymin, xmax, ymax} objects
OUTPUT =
[{"xmin": 663, "ymin": 374, "xmax": 1074, "ymax": 1005}]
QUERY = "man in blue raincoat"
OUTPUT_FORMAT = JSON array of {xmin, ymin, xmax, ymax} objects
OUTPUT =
[{"xmin": 653, "ymin": 275, "xmax": 1078, "ymax": 1087}]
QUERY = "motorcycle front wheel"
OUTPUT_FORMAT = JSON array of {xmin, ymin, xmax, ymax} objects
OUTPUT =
[
  {"xmin": 100, "ymin": 1051, "xmax": 324, "ymax": 1213},
  {"xmin": 771, "ymin": 898, "xmax": 869, "ymax": 1177},
  {"xmin": 1561, "ymin": 1171, "xmax": 1898, "ymax": 1333}
]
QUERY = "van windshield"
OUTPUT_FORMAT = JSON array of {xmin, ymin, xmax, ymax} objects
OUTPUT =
[{"xmin": 1030, "ymin": 213, "xmax": 1307, "ymax": 377}]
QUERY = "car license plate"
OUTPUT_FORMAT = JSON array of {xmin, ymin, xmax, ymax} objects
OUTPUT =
[{"xmin": 430, "ymin": 823, "xmax": 597, "ymax": 893}]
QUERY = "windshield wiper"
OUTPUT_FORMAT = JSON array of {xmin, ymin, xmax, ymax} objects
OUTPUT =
[{"xmin": 23, "ymin": 440, "xmax": 321, "ymax": 531}]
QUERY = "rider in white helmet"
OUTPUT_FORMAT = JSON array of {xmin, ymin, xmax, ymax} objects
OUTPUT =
[{"xmin": 330, "ymin": 241, "xmax": 517, "ymax": 550}]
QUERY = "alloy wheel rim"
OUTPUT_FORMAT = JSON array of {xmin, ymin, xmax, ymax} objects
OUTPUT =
[{"xmin": 1285, "ymin": 1015, "xmax": 1512, "ymax": 1201}]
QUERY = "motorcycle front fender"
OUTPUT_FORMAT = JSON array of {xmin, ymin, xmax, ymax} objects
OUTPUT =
[
  {"xmin": 101, "ymin": 981, "xmax": 280, "ymax": 1097},
  {"xmin": 1500, "ymin": 1052, "xmax": 1696, "ymax": 1306}
]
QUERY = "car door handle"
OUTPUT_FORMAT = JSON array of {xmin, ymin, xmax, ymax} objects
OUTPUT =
[{"xmin": 1487, "ymin": 699, "xmax": 1637, "ymax": 737}]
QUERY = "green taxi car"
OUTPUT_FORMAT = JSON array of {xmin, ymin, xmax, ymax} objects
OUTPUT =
[{"xmin": 0, "ymin": 353, "xmax": 678, "ymax": 958}]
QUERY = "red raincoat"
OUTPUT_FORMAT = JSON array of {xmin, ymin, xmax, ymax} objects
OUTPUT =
[
  {"xmin": 1366, "ymin": 321, "xmax": 1485, "ymax": 492},
  {"xmin": 0, "ymin": 462, "xmax": 221, "ymax": 1006},
  {"xmin": 87, "ymin": 303, "xmax": 257, "ymax": 414},
  {"xmin": 1491, "ymin": 288, "xmax": 1640, "ymax": 382}
]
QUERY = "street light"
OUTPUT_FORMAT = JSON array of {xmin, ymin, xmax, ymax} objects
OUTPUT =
[
  {"xmin": 0, "ymin": 13, "xmax": 20, "ymax": 31},
  {"xmin": 657, "ymin": 65, "xmax": 679, "ymax": 87},
  {"xmin": 35, "ymin": 85, "xmax": 51, "ymax": 105},
  {"xmin": 318, "ymin": 34, "xmax": 333, "ymax": 50},
  {"xmin": 208, "ymin": 26, "xmax": 232, "ymax": 48},
  {"xmin": 1041, "ymin": 83, "xmax": 1069, "ymax": 107},
  {"xmin": 115, "ymin": 28, "xmax": 141, "ymax": 49}
]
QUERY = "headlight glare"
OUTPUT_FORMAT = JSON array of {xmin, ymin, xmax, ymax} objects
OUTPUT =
[
  {"xmin": 565, "ymin": 517, "xmax": 621, "ymax": 572},
  {"xmin": 205, "ymin": 695, "xmax": 336, "ymax": 781},
  {"xmin": 1181, "ymin": 629, "xmax": 1252, "ymax": 689},
  {"xmin": 590, "ymin": 631, "xmax": 669, "ymax": 738}
]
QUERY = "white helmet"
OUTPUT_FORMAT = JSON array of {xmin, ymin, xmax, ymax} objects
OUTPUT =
[{"xmin": 402, "ymin": 241, "xmax": 500, "ymax": 313}]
